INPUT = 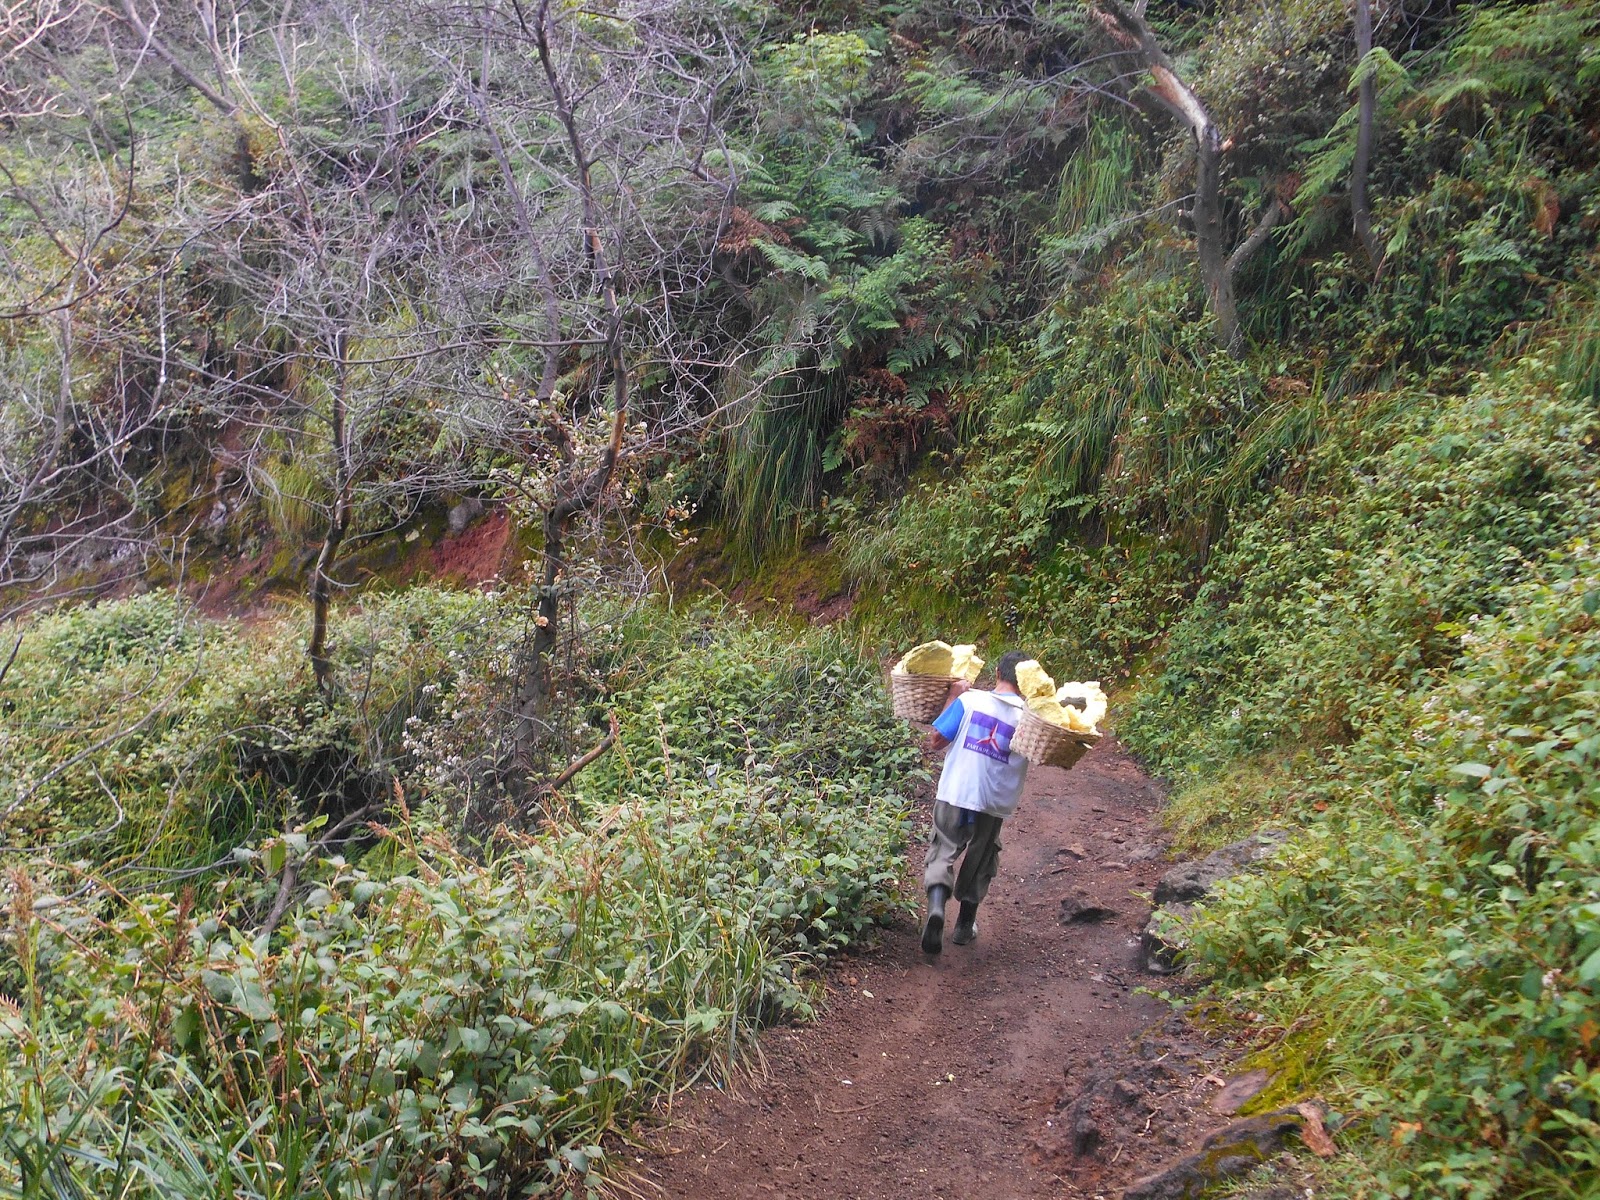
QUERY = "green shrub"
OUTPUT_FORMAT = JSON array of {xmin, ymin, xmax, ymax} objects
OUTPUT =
[
  {"xmin": 1125, "ymin": 347, "xmax": 1600, "ymax": 775},
  {"xmin": 0, "ymin": 589, "xmax": 495, "ymax": 879},
  {"xmin": 1, "ymin": 596, "xmax": 918, "ymax": 1199},
  {"xmin": 1103, "ymin": 339, "xmax": 1600, "ymax": 1198},
  {"xmin": 1180, "ymin": 543, "xmax": 1600, "ymax": 1198},
  {"xmin": 4, "ymin": 768, "xmax": 907, "ymax": 1197}
]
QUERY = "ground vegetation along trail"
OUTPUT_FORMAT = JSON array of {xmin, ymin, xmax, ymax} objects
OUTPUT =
[{"xmin": 641, "ymin": 738, "xmax": 1182, "ymax": 1200}]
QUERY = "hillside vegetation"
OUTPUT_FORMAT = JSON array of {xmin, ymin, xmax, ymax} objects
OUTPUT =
[
  {"xmin": 3, "ymin": 595, "xmax": 917, "ymax": 1195},
  {"xmin": 4, "ymin": 0, "xmax": 1600, "ymax": 1197}
]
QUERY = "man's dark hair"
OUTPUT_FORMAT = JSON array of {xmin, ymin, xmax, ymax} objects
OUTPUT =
[{"xmin": 995, "ymin": 651, "xmax": 1030, "ymax": 687}]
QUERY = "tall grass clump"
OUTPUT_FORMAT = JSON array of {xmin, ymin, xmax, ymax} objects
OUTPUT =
[{"xmin": 837, "ymin": 273, "xmax": 1265, "ymax": 677}]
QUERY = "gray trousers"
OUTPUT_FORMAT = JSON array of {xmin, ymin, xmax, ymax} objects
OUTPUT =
[{"xmin": 923, "ymin": 800, "xmax": 1004, "ymax": 905}]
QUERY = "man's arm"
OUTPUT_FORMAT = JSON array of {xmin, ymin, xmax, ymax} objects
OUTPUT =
[{"xmin": 923, "ymin": 681, "xmax": 970, "ymax": 753}]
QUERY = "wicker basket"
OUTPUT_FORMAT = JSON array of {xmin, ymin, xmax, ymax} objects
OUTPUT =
[
  {"xmin": 888, "ymin": 671, "xmax": 959, "ymax": 723},
  {"xmin": 1012, "ymin": 708, "xmax": 1101, "ymax": 769}
]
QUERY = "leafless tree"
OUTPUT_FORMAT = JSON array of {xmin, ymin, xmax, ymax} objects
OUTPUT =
[
  {"xmin": 1093, "ymin": 1, "xmax": 1289, "ymax": 355},
  {"xmin": 2, "ymin": 0, "xmax": 787, "ymax": 814},
  {"xmin": 4, "ymin": 3, "xmax": 519, "ymax": 672},
  {"xmin": 380, "ymin": 0, "xmax": 756, "ymax": 803},
  {"xmin": 0, "ymin": 6, "xmax": 183, "ymax": 619}
]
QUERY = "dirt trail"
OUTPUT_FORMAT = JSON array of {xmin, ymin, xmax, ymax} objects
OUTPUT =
[{"xmin": 640, "ymin": 737, "xmax": 1200, "ymax": 1200}]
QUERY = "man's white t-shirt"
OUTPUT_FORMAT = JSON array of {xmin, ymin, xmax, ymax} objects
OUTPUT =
[{"xmin": 930, "ymin": 689, "xmax": 1030, "ymax": 818}]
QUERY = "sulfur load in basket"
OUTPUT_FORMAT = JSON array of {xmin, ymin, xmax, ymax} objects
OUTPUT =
[
  {"xmin": 1010, "ymin": 660, "xmax": 1105, "ymax": 769},
  {"xmin": 889, "ymin": 640, "xmax": 983, "ymax": 722}
]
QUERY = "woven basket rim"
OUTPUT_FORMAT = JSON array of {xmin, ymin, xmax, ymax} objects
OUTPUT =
[
  {"xmin": 1017, "ymin": 707, "xmax": 1102, "ymax": 742},
  {"xmin": 1012, "ymin": 706, "xmax": 1101, "ymax": 767}
]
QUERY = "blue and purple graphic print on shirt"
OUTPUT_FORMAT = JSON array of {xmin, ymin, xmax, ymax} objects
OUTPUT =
[{"xmin": 962, "ymin": 710, "xmax": 1016, "ymax": 762}]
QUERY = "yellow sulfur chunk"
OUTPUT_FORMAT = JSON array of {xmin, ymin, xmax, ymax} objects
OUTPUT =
[
  {"xmin": 1012, "ymin": 661, "xmax": 1108, "ymax": 733},
  {"xmin": 1028, "ymin": 698, "xmax": 1073, "ymax": 727},
  {"xmin": 949, "ymin": 644, "xmax": 985, "ymax": 683},
  {"xmin": 1054, "ymin": 681, "xmax": 1109, "ymax": 734},
  {"xmin": 895, "ymin": 640, "xmax": 954, "ymax": 676},
  {"xmin": 1014, "ymin": 659, "xmax": 1057, "ymax": 703}
]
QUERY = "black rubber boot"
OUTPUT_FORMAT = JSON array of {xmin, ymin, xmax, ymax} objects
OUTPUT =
[
  {"xmin": 921, "ymin": 885, "xmax": 950, "ymax": 955},
  {"xmin": 951, "ymin": 901, "xmax": 979, "ymax": 946}
]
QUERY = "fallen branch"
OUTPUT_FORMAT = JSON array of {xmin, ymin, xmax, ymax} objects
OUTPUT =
[
  {"xmin": 256, "ymin": 799, "xmax": 383, "ymax": 933},
  {"xmin": 540, "ymin": 711, "xmax": 621, "ymax": 797}
]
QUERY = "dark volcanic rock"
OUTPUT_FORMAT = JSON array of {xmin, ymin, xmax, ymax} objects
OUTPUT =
[
  {"xmin": 446, "ymin": 496, "xmax": 485, "ymax": 536},
  {"xmin": 1061, "ymin": 892, "xmax": 1118, "ymax": 924},
  {"xmin": 1055, "ymin": 1069, "xmax": 1115, "ymax": 1156},
  {"xmin": 1112, "ymin": 1079, "xmax": 1144, "ymax": 1107},
  {"xmin": 1153, "ymin": 831, "xmax": 1289, "ymax": 906},
  {"xmin": 1142, "ymin": 830, "xmax": 1290, "ymax": 973},
  {"xmin": 1121, "ymin": 1109, "xmax": 1306, "ymax": 1200}
]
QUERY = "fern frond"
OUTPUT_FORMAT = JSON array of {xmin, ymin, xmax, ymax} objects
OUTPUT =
[
  {"xmin": 754, "ymin": 240, "xmax": 832, "ymax": 283},
  {"xmin": 750, "ymin": 199, "xmax": 800, "ymax": 222},
  {"xmin": 1426, "ymin": 76, "xmax": 1491, "ymax": 115}
]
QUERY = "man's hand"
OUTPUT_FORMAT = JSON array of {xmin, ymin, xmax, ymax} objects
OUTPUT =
[{"xmin": 945, "ymin": 679, "xmax": 970, "ymax": 706}]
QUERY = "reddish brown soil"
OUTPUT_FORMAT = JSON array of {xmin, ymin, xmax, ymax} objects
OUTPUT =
[
  {"xmin": 192, "ymin": 548, "xmax": 293, "ymax": 618},
  {"xmin": 190, "ymin": 508, "xmax": 516, "ymax": 619},
  {"xmin": 789, "ymin": 585, "xmax": 854, "ymax": 624},
  {"xmin": 636, "ymin": 738, "xmax": 1229, "ymax": 1200},
  {"xmin": 420, "ymin": 507, "xmax": 515, "ymax": 586}
]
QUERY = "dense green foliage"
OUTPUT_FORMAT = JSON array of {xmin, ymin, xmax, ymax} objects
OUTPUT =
[
  {"xmin": 2, "ymin": 596, "xmax": 915, "ymax": 1197},
  {"xmin": 805, "ymin": 3, "xmax": 1600, "ymax": 1197},
  {"xmin": 1, "ymin": 590, "xmax": 479, "ymax": 877},
  {"xmin": 1128, "ymin": 347, "xmax": 1600, "ymax": 1198},
  {"xmin": 8, "ymin": 0, "xmax": 1600, "ymax": 1195}
]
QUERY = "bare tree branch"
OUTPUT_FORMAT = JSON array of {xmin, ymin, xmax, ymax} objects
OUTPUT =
[
  {"xmin": 1093, "ymin": 0, "xmax": 1289, "ymax": 355},
  {"xmin": 115, "ymin": 0, "xmax": 239, "ymax": 115},
  {"xmin": 1351, "ymin": 0, "xmax": 1381, "ymax": 265}
]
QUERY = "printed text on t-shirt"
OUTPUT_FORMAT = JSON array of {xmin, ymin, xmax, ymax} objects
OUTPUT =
[{"xmin": 963, "ymin": 711, "xmax": 1015, "ymax": 763}]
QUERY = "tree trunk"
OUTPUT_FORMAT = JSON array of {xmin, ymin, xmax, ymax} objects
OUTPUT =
[
  {"xmin": 1191, "ymin": 123, "xmax": 1236, "ymax": 352},
  {"xmin": 307, "ymin": 332, "xmax": 351, "ymax": 693},
  {"xmin": 1096, "ymin": 1, "xmax": 1287, "ymax": 357},
  {"xmin": 1350, "ymin": 0, "xmax": 1380, "ymax": 265},
  {"xmin": 507, "ymin": 0, "xmax": 631, "ymax": 785}
]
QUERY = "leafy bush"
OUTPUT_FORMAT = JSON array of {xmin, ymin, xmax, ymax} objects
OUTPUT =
[
  {"xmin": 1179, "ymin": 543, "xmax": 1600, "ymax": 1198},
  {"xmin": 1102, "ymin": 342, "xmax": 1600, "ymax": 1196},
  {"xmin": 0, "ymin": 589, "xmax": 493, "ymax": 878},
  {"xmin": 1125, "ymin": 346, "xmax": 1600, "ymax": 775},
  {"xmin": 1, "ymin": 596, "xmax": 918, "ymax": 1199}
]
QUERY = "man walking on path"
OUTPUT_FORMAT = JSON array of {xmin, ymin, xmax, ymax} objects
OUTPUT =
[{"xmin": 920, "ymin": 650, "xmax": 1031, "ymax": 955}]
